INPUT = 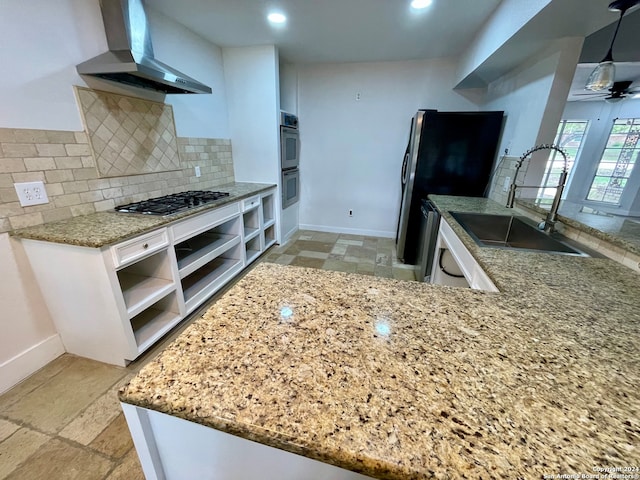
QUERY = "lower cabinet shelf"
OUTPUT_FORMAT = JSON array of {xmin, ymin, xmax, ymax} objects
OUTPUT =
[
  {"xmin": 244, "ymin": 234, "xmax": 262, "ymax": 265},
  {"xmin": 246, "ymin": 249, "xmax": 261, "ymax": 264},
  {"xmin": 130, "ymin": 292, "xmax": 181, "ymax": 354},
  {"xmin": 264, "ymin": 224, "xmax": 276, "ymax": 249},
  {"xmin": 182, "ymin": 257, "xmax": 243, "ymax": 313},
  {"xmin": 176, "ymin": 234, "xmax": 240, "ymax": 279},
  {"xmin": 119, "ymin": 274, "xmax": 176, "ymax": 317}
]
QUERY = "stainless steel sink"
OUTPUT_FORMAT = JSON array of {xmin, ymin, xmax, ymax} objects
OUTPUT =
[{"xmin": 449, "ymin": 212, "xmax": 588, "ymax": 256}]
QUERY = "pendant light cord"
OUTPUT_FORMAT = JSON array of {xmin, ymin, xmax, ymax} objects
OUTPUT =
[{"xmin": 602, "ymin": 8, "xmax": 627, "ymax": 62}]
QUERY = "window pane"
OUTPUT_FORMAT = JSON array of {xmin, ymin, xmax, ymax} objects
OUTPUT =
[
  {"xmin": 587, "ymin": 118, "xmax": 640, "ymax": 205},
  {"xmin": 536, "ymin": 120, "xmax": 588, "ymax": 203}
]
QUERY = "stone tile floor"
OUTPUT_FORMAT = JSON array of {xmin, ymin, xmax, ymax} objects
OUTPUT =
[
  {"xmin": 0, "ymin": 230, "xmax": 414, "ymax": 478},
  {"xmin": 263, "ymin": 230, "xmax": 416, "ymax": 281}
]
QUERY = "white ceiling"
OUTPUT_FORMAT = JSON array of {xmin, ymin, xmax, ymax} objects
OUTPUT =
[
  {"xmin": 147, "ymin": 0, "xmax": 502, "ymax": 64},
  {"xmin": 146, "ymin": 0, "xmax": 640, "ymax": 103}
]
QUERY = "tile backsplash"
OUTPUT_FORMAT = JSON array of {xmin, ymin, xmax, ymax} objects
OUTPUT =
[
  {"xmin": 0, "ymin": 128, "xmax": 234, "ymax": 234},
  {"xmin": 75, "ymin": 87, "xmax": 182, "ymax": 178},
  {"xmin": 487, "ymin": 155, "xmax": 529, "ymax": 206}
]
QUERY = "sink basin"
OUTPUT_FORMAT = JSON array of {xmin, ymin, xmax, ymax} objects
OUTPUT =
[{"xmin": 449, "ymin": 212, "xmax": 588, "ymax": 256}]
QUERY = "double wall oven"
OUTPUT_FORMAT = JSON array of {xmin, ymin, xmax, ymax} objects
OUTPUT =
[{"xmin": 280, "ymin": 112, "xmax": 299, "ymax": 209}]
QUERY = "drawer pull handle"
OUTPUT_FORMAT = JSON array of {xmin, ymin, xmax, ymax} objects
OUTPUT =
[{"xmin": 143, "ymin": 243, "xmax": 149, "ymax": 249}]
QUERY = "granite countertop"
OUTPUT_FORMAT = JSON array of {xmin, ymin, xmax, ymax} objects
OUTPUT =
[
  {"xmin": 10, "ymin": 182, "xmax": 275, "ymax": 248},
  {"xmin": 119, "ymin": 195, "xmax": 640, "ymax": 479},
  {"xmin": 518, "ymin": 198, "xmax": 640, "ymax": 257}
]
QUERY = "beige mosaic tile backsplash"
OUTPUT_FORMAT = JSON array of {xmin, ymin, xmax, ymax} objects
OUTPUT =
[
  {"xmin": 0, "ymin": 128, "xmax": 234, "ymax": 234},
  {"xmin": 75, "ymin": 87, "xmax": 181, "ymax": 178},
  {"xmin": 487, "ymin": 155, "xmax": 528, "ymax": 206}
]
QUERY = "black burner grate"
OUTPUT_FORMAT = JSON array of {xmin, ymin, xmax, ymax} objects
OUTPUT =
[{"xmin": 115, "ymin": 191, "xmax": 230, "ymax": 215}]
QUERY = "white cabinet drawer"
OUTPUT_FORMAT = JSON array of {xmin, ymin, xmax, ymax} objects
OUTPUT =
[
  {"xmin": 172, "ymin": 203, "xmax": 240, "ymax": 242},
  {"xmin": 111, "ymin": 229, "xmax": 169, "ymax": 269},
  {"xmin": 241, "ymin": 195, "xmax": 260, "ymax": 212}
]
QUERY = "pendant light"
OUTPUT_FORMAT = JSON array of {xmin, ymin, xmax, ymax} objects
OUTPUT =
[{"xmin": 585, "ymin": 0, "xmax": 640, "ymax": 91}]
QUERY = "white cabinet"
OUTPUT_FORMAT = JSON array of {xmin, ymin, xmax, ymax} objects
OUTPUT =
[
  {"xmin": 114, "ymin": 247, "xmax": 181, "ymax": 355},
  {"xmin": 430, "ymin": 218, "xmax": 498, "ymax": 292},
  {"xmin": 21, "ymin": 231, "xmax": 181, "ymax": 366},
  {"xmin": 121, "ymin": 404, "xmax": 375, "ymax": 480},
  {"xmin": 243, "ymin": 190, "xmax": 277, "ymax": 265},
  {"xmin": 172, "ymin": 207, "xmax": 243, "ymax": 315},
  {"xmin": 21, "ymin": 188, "xmax": 278, "ymax": 366},
  {"xmin": 262, "ymin": 191, "xmax": 276, "ymax": 249}
]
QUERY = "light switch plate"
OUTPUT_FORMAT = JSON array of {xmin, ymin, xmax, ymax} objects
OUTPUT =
[
  {"xmin": 194, "ymin": 166, "xmax": 201, "ymax": 177},
  {"xmin": 14, "ymin": 181, "xmax": 49, "ymax": 206}
]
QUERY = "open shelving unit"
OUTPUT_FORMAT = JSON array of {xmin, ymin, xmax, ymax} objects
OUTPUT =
[
  {"xmin": 174, "ymin": 215, "xmax": 243, "ymax": 314},
  {"xmin": 130, "ymin": 292, "xmax": 181, "ymax": 353},
  {"xmin": 115, "ymin": 248, "xmax": 181, "ymax": 352},
  {"xmin": 243, "ymin": 201, "xmax": 262, "ymax": 265},
  {"xmin": 262, "ymin": 192, "xmax": 276, "ymax": 249},
  {"xmin": 245, "ymin": 235, "xmax": 262, "ymax": 264},
  {"xmin": 243, "ymin": 207, "xmax": 260, "ymax": 240},
  {"xmin": 19, "ymin": 187, "xmax": 279, "ymax": 367}
]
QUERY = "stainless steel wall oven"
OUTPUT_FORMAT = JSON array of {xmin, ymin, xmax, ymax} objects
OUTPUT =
[{"xmin": 280, "ymin": 111, "xmax": 299, "ymax": 208}]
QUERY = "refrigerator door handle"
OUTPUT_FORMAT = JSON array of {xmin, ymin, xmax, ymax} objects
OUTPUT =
[{"xmin": 401, "ymin": 153, "xmax": 409, "ymax": 185}]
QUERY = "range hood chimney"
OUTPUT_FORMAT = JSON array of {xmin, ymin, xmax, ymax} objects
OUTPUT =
[{"xmin": 76, "ymin": 0, "xmax": 212, "ymax": 94}]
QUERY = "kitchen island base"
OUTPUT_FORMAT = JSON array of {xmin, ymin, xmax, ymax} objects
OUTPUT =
[{"xmin": 121, "ymin": 403, "xmax": 374, "ymax": 480}]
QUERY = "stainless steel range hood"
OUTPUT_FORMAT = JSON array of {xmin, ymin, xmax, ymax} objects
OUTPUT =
[{"xmin": 76, "ymin": 0, "xmax": 211, "ymax": 94}]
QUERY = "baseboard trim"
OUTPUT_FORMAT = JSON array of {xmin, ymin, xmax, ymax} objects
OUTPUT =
[
  {"xmin": 0, "ymin": 334, "xmax": 65, "ymax": 394},
  {"xmin": 299, "ymin": 224, "xmax": 395, "ymax": 239},
  {"xmin": 282, "ymin": 225, "xmax": 299, "ymax": 244}
]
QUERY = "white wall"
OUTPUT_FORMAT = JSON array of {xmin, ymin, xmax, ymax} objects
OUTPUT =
[
  {"xmin": 223, "ymin": 46, "xmax": 280, "ymax": 185},
  {"xmin": 0, "ymin": 236, "xmax": 64, "ymax": 393},
  {"xmin": 296, "ymin": 58, "xmax": 479, "ymax": 237},
  {"xmin": 562, "ymin": 99, "xmax": 640, "ymax": 215},
  {"xmin": 482, "ymin": 38, "xmax": 582, "ymax": 193},
  {"xmin": 0, "ymin": 0, "xmax": 229, "ymax": 138},
  {"xmin": 0, "ymin": 0, "xmax": 228, "ymax": 391},
  {"xmin": 456, "ymin": 0, "xmax": 552, "ymax": 88},
  {"xmin": 223, "ymin": 46, "xmax": 287, "ymax": 240},
  {"xmin": 148, "ymin": 8, "xmax": 229, "ymax": 138},
  {"xmin": 279, "ymin": 63, "xmax": 298, "ymax": 115}
]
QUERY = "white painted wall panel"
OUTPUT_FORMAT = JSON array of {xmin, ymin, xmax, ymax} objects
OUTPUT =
[
  {"xmin": 0, "ymin": 0, "xmax": 229, "ymax": 138},
  {"xmin": 0, "ymin": 234, "xmax": 61, "ymax": 392},
  {"xmin": 223, "ymin": 46, "xmax": 280, "ymax": 185},
  {"xmin": 296, "ymin": 58, "xmax": 478, "ymax": 237}
]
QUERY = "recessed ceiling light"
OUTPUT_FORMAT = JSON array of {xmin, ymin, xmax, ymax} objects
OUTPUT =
[
  {"xmin": 267, "ymin": 12, "xmax": 287, "ymax": 24},
  {"xmin": 410, "ymin": 0, "xmax": 433, "ymax": 9}
]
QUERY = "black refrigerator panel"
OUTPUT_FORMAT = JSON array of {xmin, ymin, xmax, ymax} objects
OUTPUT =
[
  {"xmin": 414, "ymin": 111, "xmax": 503, "ymax": 198},
  {"xmin": 400, "ymin": 110, "xmax": 503, "ymax": 264}
]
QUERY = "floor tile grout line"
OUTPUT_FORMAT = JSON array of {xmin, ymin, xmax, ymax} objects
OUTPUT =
[{"xmin": 0, "ymin": 410, "xmax": 136, "ymax": 480}]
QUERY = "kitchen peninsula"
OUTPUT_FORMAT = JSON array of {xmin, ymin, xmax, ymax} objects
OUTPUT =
[{"xmin": 119, "ymin": 195, "xmax": 640, "ymax": 479}]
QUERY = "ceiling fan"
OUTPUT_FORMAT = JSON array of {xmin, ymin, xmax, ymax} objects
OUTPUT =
[{"xmin": 575, "ymin": 80, "xmax": 640, "ymax": 102}]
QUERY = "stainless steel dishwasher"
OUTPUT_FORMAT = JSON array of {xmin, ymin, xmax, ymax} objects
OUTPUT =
[{"xmin": 416, "ymin": 200, "xmax": 440, "ymax": 282}]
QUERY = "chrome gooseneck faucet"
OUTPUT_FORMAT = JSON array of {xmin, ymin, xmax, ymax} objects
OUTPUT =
[{"xmin": 506, "ymin": 144, "xmax": 569, "ymax": 233}]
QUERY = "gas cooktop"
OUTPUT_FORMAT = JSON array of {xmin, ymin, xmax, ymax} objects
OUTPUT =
[{"xmin": 115, "ymin": 191, "xmax": 230, "ymax": 215}]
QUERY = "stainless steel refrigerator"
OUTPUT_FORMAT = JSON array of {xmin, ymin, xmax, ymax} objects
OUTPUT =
[{"xmin": 396, "ymin": 109, "xmax": 504, "ymax": 264}]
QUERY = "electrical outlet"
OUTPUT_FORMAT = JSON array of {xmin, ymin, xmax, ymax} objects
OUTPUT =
[
  {"xmin": 355, "ymin": 93, "xmax": 361, "ymax": 101},
  {"xmin": 14, "ymin": 181, "xmax": 49, "ymax": 206},
  {"xmin": 503, "ymin": 177, "xmax": 511, "ymax": 192},
  {"xmin": 349, "ymin": 209, "xmax": 353, "ymax": 217},
  {"xmin": 194, "ymin": 166, "xmax": 201, "ymax": 177}
]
